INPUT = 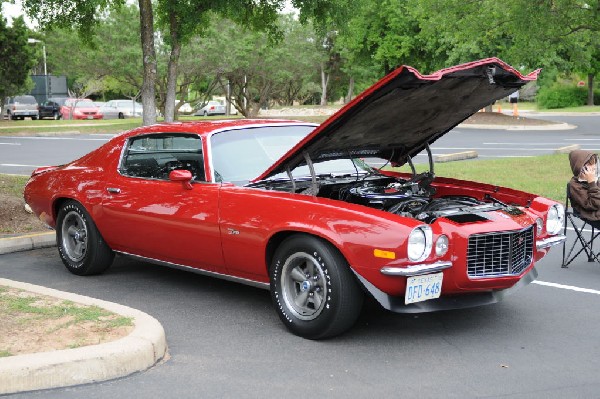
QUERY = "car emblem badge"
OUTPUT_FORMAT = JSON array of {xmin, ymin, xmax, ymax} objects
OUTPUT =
[{"xmin": 301, "ymin": 281, "xmax": 311, "ymax": 292}]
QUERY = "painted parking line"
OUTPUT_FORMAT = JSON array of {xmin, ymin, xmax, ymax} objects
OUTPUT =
[
  {"xmin": 1, "ymin": 164, "xmax": 45, "ymax": 168},
  {"xmin": 0, "ymin": 142, "xmax": 21, "ymax": 145},
  {"xmin": 483, "ymin": 142, "xmax": 575, "ymax": 145},
  {"xmin": 533, "ymin": 280, "xmax": 600, "ymax": 295}
]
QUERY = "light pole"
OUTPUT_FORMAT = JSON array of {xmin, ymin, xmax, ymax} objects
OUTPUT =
[{"xmin": 27, "ymin": 38, "xmax": 49, "ymax": 101}]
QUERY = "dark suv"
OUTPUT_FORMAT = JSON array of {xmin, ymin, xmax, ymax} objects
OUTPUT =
[
  {"xmin": 3, "ymin": 95, "xmax": 39, "ymax": 120},
  {"xmin": 38, "ymin": 97, "xmax": 68, "ymax": 120}
]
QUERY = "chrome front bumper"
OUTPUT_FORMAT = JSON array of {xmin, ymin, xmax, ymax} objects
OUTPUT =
[
  {"xmin": 381, "ymin": 261, "xmax": 452, "ymax": 277},
  {"xmin": 536, "ymin": 235, "xmax": 566, "ymax": 250}
]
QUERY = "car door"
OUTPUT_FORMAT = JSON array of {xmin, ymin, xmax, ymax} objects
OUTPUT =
[{"xmin": 98, "ymin": 132, "xmax": 225, "ymax": 272}]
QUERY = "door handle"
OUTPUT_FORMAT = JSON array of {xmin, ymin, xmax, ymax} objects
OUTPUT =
[{"xmin": 107, "ymin": 187, "xmax": 121, "ymax": 194}]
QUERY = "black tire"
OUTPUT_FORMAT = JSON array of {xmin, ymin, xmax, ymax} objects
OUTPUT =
[
  {"xmin": 9, "ymin": 112, "xmax": 16, "ymax": 120},
  {"xmin": 203, "ymin": 111, "xmax": 208, "ymax": 117},
  {"xmin": 270, "ymin": 234, "xmax": 364, "ymax": 339},
  {"xmin": 53, "ymin": 111, "xmax": 60, "ymax": 120},
  {"xmin": 32, "ymin": 116, "xmax": 38, "ymax": 120},
  {"xmin": 118, "ymin": 112, "xmax": 124, "ymax": 119},
  {"xmin": 56, "ymin": 200, "xmax": 114, "ymax": 276}
]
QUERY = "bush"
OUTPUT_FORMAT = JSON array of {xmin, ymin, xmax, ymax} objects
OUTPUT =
[{"xmin": 537, "ymin": 85, "xmax": 600, "ymax": 108}]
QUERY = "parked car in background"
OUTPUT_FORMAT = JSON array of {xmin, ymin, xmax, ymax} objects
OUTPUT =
[
  {"xmin": 3, "ymin": 95, "xmax": 39, "ymax": 120},
  {"xmin": 194, "ymin": 100, "xmax": 225, "ymax": 116},
  {"xmin": 99, "ymin": 100, "xmax": 143, "ymax": 119},
  {"xmin": 38, "ymin": 97, "xmax": 68, "ymax": 120},
  {"xmin": 60, "ymin": 99, "xmax": 103, "ymax": 120},
  {"xmin": 23, "ymin": 58, "xmax": 565, "ymax": 339}
]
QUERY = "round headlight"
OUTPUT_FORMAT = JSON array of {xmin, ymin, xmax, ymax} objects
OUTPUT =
[
  {"xmin": 435, "ymin": 235, "xmax": 449, "ymax": 257},
  {"xmin": 546, "ymin": 204, "xmax": 564, "ymax": 235},
  {"xmin": 535, "ymin": 217, "xmax": 543, "ymax": 235},
  {"xmin": 408, "ymin": 226, "xmax": 433, "ymax": 262}
]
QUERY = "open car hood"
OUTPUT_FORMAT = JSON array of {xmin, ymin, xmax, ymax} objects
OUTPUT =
[{"xmin": 256, "ymin": 58, "xmax": 539, "ymax": 181}]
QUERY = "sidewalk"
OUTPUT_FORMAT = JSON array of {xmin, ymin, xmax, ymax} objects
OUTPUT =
[{"xmin": 0, "ymin": 233, "xmax": 167, "ymax": 395}]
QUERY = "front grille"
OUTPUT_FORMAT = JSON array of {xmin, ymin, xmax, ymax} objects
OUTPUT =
[{"xmin": 467, "ymin": 226, "xmax": 534, "ymax": 278}]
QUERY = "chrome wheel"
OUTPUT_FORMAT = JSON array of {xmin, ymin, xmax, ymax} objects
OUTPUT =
[
  {"xmin": 61, "ymin": 210, "xmax": 88, "ymax": 262},
  {"xmin": 281, "ymin": 252, "xmax": 327, "ymax": 321}
]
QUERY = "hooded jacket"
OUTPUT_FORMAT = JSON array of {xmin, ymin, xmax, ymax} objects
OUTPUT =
[{"xmin": 569, "ymin": 150, "xmax": 600, "ymax": 221}]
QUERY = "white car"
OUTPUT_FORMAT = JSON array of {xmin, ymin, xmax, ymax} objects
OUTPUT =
[
  {"xmin": 194, "ymin": 101, "xmax": 226, "ymax": 116},
  {"xmin": 99, "ymin": 100, "xmax": 143, "ymax": 119}
]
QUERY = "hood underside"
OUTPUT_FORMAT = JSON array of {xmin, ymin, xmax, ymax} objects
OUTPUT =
[{"xmin": 257, "ymin": 58, "xmax": 539, "ymax": 181}]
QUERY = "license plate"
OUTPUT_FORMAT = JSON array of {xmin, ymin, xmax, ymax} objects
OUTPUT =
[
  {"xmin": 405, "ymin": 272, "xmax": 443, "ymax": 304},
  {"xmin": 87, "ymin": 116, "xmax": 93, "ymax": 120}
]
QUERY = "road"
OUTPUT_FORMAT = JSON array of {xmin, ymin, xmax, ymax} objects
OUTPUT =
[
  {"xmin": 0, "ymin": 114, "xmax": 599, "ymax": 175},
  {"xmin": 1, "ymin": 228, "xmax": 600, "ymax": 398}
]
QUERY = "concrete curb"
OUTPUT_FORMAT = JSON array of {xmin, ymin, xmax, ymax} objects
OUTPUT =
[
  {"xmin": 555, "ymin": 144, "xmax": 581, "ymax": 154},
  {"xmin": 435, "ymin": 151, "xmax": 478, "ymax": 163},
  {"xmin": 0, "ymin": 231, "xmax": 56, "ymax": 255},
  {"xmin": 0, "ymin": 278, "xmax": 167, "ymax": 395}
]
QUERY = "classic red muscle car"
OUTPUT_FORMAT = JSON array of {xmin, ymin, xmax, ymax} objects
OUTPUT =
[{"xmin": 24, "ymin": 58, "xmax": 565, "ymax": 339}]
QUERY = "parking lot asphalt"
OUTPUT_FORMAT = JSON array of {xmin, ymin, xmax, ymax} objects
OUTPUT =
[{"xmin": 1, "ymin": 225, "xmax": 600, "ymax": 397}]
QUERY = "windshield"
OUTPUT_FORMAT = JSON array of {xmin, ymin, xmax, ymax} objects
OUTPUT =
[
  {"xmin": 210, "ymin": 125, "xmax": 376, "ymax": 185},
  {"xmin": 14, "ymin": 96, "xmax": 37, "ymax": 104},
  {"xmin": 73, "ymin": 102, "xmax": 97, "ymax": 108}
]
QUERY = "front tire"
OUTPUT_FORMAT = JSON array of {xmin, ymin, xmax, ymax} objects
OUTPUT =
[
  {"xmin": 118, "ymin": 112, "xmax": 124, "ymax": 119},
  {"xmin": 56, "ymin": 200, "xmax": 114, "ymax": 275},
  {"xmin": 270, "ymin": 234, "xmax": 364, "ymax": 339},
  {"xmin": 53, "ymin": 111, "xmax": 60, "ymax": 120}
]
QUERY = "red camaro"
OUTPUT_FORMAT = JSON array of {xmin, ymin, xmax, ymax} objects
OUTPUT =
[{"xmin": 24, "ymin": 58, "xmax": 565, "ymax": 339}]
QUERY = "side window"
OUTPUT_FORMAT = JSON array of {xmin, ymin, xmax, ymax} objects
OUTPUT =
[{"xmin": 120, "ymin": 134, "xmax": 205, "ymax": 181}]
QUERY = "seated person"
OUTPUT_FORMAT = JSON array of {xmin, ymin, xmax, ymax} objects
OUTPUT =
[{"xmin": 569, "ymin": 150, "xmax": 600, "ymax": 221}]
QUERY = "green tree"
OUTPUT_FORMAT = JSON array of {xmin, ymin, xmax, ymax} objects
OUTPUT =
[
  {"xmin": 23, "ymin": 0, "xmax": 348, "ymax": 124},
  {"xmin": 415, "ymin": 0, "xmax": 600, "ymax": 104},
  {"xmin": 46, "ymin": 5, "xmax": 143, "ymax": 98},
  {"xmin": 22, "ymin": 0, "xmax": 157, "ymax": 124},
  {"xmin": 0, "ymin": 16, "xmax": 36, "ymax": 107}
]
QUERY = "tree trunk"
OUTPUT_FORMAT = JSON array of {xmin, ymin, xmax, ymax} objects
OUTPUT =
[
  {"xmin": 345, "ymin": 76, "xmax": 354, "ymax": 104},
  {"xmin": 320, "ymin": 62, "xmax": 329, "ymax": 106},
  {"xmin": 164, "ymin": 10, "xmax": 181, "ymax": 123},
  {"xmin": 588, "ymin": 73, "xmax": 595, "ymax": 106},
  {"xmin": 138, "ymin": 0, "xmax": 157, "ymax": 126}
]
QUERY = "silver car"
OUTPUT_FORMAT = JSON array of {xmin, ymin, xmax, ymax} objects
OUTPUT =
[
  {"xmin": 3, "ymin": 95, "xmax": 39, "ymax": 120},
  {"xmin": 99, "ymin": 100, "xmax": 143, "ymax": 119}
]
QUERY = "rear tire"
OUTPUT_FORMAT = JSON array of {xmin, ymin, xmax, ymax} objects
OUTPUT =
[
  {"xmin": 118, "ymin": 112, "xmax": 124, "ymax": 119},
  {"xmin": 203, "ymin": 111, "xmax": 208, "ymax": 117},
  {"xmin": 270, "ymin": 234, "xmax": 364, "ymax": 339},
  {"xmin": 56, "ymin": 200, "xmax": 114, "ymax": 276}
]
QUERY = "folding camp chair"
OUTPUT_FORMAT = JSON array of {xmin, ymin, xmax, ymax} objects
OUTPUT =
[{"xmin": 562, "ymin": 182, "xmax": 600, "ymax": 267}]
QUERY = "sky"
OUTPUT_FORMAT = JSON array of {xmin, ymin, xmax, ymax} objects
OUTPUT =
[{"xmin": 1, "ymin": 0, "xmax": 35, "ymax": 27}]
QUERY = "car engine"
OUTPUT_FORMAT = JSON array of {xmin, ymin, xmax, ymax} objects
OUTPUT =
[{"xmin": 253, "ymin": 174, "xmax": 506, "ymax": 224}]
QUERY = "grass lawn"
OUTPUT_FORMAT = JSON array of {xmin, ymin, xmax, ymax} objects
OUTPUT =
[
  {"xmin": 497, "ymin": 101, "xmax": 600, "ymax": 113},
  {"xmin": 0, "ymin": 174, "xmax": 29, "ymax": 197}
]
